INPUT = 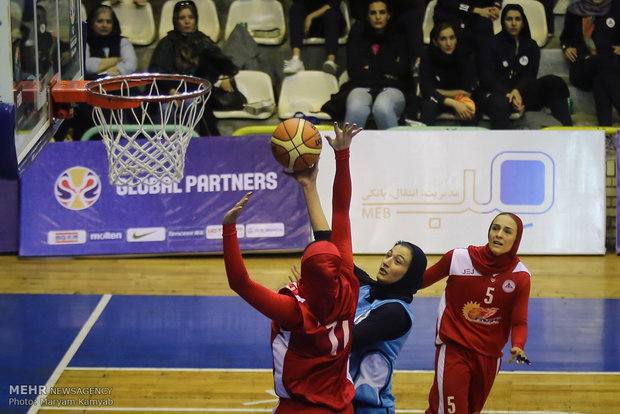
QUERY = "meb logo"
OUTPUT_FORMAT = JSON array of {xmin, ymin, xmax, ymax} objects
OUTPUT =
[{"xmin": 54, "ymin": 167, "xmax": 102, "ymax": 210}]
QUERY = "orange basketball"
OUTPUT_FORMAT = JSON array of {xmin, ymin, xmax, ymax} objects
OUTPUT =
[
  {"xmin": 270, "ymin": 118, "xmax": 322, "ymax": 171},
  {"xmin": 456, "ymin": 94, "xmax": 476, "ymax": 114}
]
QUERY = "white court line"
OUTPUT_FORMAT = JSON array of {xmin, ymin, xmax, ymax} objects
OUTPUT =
[
  {"xmin": 64, "ymin": 367, "xmax": 620, "ymax": 375},
  {"xmin": 27, "ymin": 294, "xmax": 112, "ymax": 414}
]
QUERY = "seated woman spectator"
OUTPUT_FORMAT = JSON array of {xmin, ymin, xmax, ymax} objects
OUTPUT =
[
  {"xmin": 283, "ymin": 0, "xmax": 345, "ymax": 75},
  {"xmin": 433, "ymin": 0, "xmax": 500, "ymax": 54},
  {"xmin": 479, "ymin": 4, "xmax": 573, "ymax": 129},
  {"xmin": 55, "ymin": 4, "xmax": 136, "ymax": 141},
  {"xmin": 149, "ymin": 0, "xmax": 241, "ymax": 136},
  {"xmin": 561, "ymin": 0, "xmax": 620, "ymax": 126},
  {"xmin": 323, "ymin": 0, "xmax": 413, "ymax": 129},
  {"xmin": 85, "ymin": 5, "xmax": 137, "ymax": 79},
  {"xmin": 418, "ymin": 22, "xmax": 477, "ymax": 125}
]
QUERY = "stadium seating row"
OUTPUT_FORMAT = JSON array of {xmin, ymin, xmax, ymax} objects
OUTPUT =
[{"xmin": 106, "ymin": 0, "xmax": 351, "ymax": 46}]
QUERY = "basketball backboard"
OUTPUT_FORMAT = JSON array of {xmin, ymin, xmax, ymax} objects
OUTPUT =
[{"xmin": 0, "ymin": 0, "xmax": 84, "ymax": 178}]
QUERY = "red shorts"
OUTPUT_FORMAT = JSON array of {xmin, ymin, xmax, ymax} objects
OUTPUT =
[{"xmin": 426, "ymin": 342, "xmax": 501, "ymax": 414}]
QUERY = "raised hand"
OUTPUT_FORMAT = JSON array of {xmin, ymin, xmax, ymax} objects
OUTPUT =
[
  {"xmin": 222, "ymin": 192, "xmax": 252, "ymax": 225},
  {"xmin": 283, "ymin": 164, "xmax": 319, "ymax": 188},
  {"xmin": 325, "ymin": 122, "xmax": 362, "ymax": 152}
]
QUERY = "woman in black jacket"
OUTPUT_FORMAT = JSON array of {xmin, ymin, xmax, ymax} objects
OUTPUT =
[
  {"xmin": 479, "ymin": 4, "xmax": 572, "ymax": 129},
  {"xmin": 341, "ymin": 0, "xmax": 414, "ymax": 129},
  {"xmin": 418, "ymin": 21, "xmax": 477, "ymax": 125},
  {"xmin": 149, "ymin": 0, "xmax": 240, "ymax": 135},
  {"xmin": 561, "ymin": 0, "xmax": 620, "ymax": 126}
]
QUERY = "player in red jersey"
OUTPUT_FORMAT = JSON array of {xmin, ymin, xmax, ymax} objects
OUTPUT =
[
  {"xmin": 423, "ymin": 212, "xmax": 532, "ymax": 414},
  {"xmin": 222, "ymin": 122, "xmax": 361, "ymax": 413}
]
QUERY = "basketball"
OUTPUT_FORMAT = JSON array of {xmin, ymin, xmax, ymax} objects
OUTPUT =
[
  {"xmin": 270, "ymin": 118, "xmax": 322, "ymax": 171},
  {"xmin": 456, "ymin": 94, "xmax": 476, "ymax": 114}
]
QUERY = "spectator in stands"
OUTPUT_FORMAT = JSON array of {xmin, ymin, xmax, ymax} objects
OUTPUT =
[
  {"xmin": 57, "ymin": 4, "xmax": 136, "ymax": 141},
  {"xmin": 283, "ymin": 0, "xmax": 345, "ymax": 75},
  {"xmin": 85, "ymin": 5, "xmax": 137, "ymax": 79},
  {"xmin": 433, "ymin": 0, "xmax": 501, "ymax": 54},
  {"xmin": 149, "ymin": 0, "xmax": 241, "ymax": 135},
  {"xmin": 479, "ymin": 4, "xmax": 573, "ymax": 129},
  {"xmin": 418, "ymin": 22, "xmax": 478, "ymax": 125},
  {"xmin": 322, "ymin": 0, "xmax": 413, "ymax": 129},
  {"xmin": 538, "ymin": 0, "xmax": 555, "ymax": 37},
  {"xmin": 561, "ymin": 0, "xmax": 620, "ymax": 126}
]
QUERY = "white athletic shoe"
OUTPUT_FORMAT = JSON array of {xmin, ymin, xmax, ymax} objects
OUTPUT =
[
  {"xmin": 283, "ymin": 56, "xmax": 304, "ymax": 75},
  {"xmin": 322, "ymin": 60, "xmax": 338, "ymax": 75}
]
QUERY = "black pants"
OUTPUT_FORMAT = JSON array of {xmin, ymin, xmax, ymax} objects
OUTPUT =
[
  {"xmin": 480, "ymin": 75, "xmax": 572, "ymax": 129},
  {"xmin": 570, "ymin": 56, "xmax": 620, "ymax": 126},
  {"xmin": 289, "ymin": 0, "xmax": 343, "ymax": 56}
]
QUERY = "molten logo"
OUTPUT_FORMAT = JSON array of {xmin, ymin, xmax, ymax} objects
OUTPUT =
[{"xmin": 54, "ymin": 167, "xmax": 102, "ymax": 210}]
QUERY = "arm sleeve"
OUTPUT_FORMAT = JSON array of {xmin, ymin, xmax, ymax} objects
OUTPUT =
[
  {"xmin": 115, "ymin": 37, "xmax": 137, "ymax": 75},
  {"xmin": 419, "ymin": 52, "xmax": 445, "ymax": 104},
  {"xmin": 148, "ymin": 38, "xmax": 175, "ymax": 74},
  {"xmin": 331, "ymin": 148, "xmax": 354, "ymax": 278},
  {"xmin": 84, "ymin": 44, "xmax": 100, "ymax": 76},
  {"xmin": 510, "ymin": 274, "xmax": 530, "ymax": 350},
  {"xmin": 222, "ymin": 223, "xmax": 302, "ymax": 328},
  {"xmin": 421, "ymin": 250, "xmax": 453, "ymax": 288},
  {"xmin": 352, "ymin": 303, "xmax": 412, "ymax": 351}
]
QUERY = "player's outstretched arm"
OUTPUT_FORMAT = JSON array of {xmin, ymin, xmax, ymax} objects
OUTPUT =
[
  {"xmin": 285, "ymin": 165, "xmax": 330, "ymax": 232},
  {"xmin": 221, "ymin": 192, "xmax": 302, "ymax": 329}
]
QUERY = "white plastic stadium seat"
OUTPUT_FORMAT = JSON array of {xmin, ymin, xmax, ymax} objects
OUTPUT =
[
  {"xmin": 159, "ymin": 0, "xmax": 220, "ymax": 42},
  {"xmin": 224, "ymin": 0, "xmax": 286, "ymax": 45},
  {"xmin": 212, "ymin": 70, "xmax": 276, "ymax": 119},
  {"xmin": 422, "ymin": 0, "xmax": 437, "ymax": 44},
  {"xmin": 277, "ymin": 71, "xmax": 339, "ymax": 120},
  {"xmin": 493, "ymin": 0, "xmax": 548, "ymax": 48},
  {"xmin": 303, "ymin": 1, "xmax": 352, "ymax": 46},
  {"xmin": 111, "ymin": 0, "xmax": 156, "ymax": 45}
]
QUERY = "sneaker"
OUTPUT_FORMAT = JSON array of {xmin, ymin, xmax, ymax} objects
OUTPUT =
[
  {"xmin": 283, "ymin": 56, "xmax": 304, "ymax": 75},
  {"xmin": 322, "ymin": 60, "xmax": 338, "ymax": 75}
]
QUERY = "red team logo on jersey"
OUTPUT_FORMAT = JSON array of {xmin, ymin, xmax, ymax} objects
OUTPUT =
[{"xmin": 462, "ymin": 301, "xmax": 500, "ymax": 324}]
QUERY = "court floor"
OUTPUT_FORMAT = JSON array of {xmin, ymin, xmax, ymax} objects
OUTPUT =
[{"xmin": 2, "ymin": 292, "xmax": 619, "ymax": 413}]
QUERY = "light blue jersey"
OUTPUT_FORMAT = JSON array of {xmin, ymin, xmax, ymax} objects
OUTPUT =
[{"xmin": 349, "ymin": 285, "xmax": 414, "ymax": 414}]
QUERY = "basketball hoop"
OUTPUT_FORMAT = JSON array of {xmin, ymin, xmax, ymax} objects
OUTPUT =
[{"xmin": 51, "ymin": 73, "xmax": 211, "ymax": 186}]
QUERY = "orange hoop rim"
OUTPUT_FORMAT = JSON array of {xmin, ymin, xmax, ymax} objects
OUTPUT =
[{"xmin": 85, "ymin": 73, "xmax": 212, "ymax": 109}]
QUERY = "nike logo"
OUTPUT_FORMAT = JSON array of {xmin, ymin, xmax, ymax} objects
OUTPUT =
[{"xmin": 131, "ymin": 230, "xmax": 157, "ymax": 240}]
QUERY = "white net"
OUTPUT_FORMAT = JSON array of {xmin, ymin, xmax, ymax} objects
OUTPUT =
[{"xmin": 88, "ymin": 74, "xmax": 210, "ymax": 186}]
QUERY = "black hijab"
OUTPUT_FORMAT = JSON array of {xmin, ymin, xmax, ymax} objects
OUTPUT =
[
  {"xmin": 86, "ymin": 5, "xmax": 122, "ymax": 58},
  {"xmin": 356, "ymin": 241, "xmax": 427, "ymax": 304},
  {"xmin": 500, "ymin": 3, "xmax": 532, "ymax": 41},
  {"xmin": 428, "ymin": 21, "xmax": 470, "ymax": 67}
]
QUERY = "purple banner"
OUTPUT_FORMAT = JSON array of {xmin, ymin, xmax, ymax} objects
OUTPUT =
[{"xmin": 20, "ymin": 136, "xmax": 312, "ymax": 256}]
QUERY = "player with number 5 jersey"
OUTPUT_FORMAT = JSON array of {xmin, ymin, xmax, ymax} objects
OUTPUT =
[
  {"xmin": 422, "ymin": 213, "xmax": 532, "ymax": 414},
  {"xmin": 221, "ymin": 122, "xmax": 361, "ymax": 413}
]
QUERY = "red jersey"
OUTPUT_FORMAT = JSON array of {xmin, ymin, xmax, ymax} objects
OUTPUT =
[
  {"xmin": 222, "ymin": 148, "xmax": 358, "ymax": 412},
  {"xmin": 272, "ymin": 281, "xmax": 356, "ymax": 411},
  {"xmin": 424, "ymin": 248, "xmax": 531, "ymax": 358}
]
